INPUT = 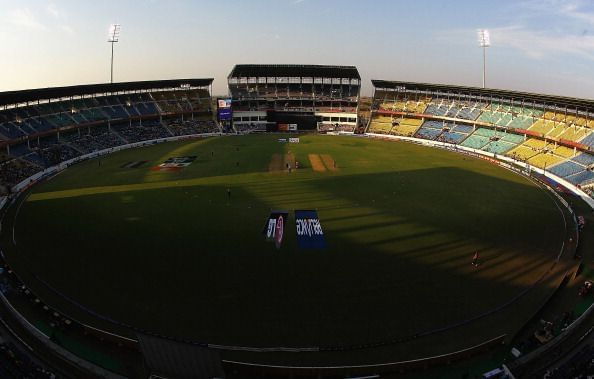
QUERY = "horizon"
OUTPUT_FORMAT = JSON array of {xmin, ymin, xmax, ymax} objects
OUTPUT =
[{"xmin": 2, "ymin": 0, "xmax": 594, "ymax": 99}]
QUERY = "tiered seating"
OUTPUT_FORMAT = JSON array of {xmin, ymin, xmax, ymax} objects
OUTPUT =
[
  {"xmin": 528, "ymin": 119, "xmax": 554, "ymax": 135},
  {"xmin": 574, "ymin": 117, "xmax": 594, "ymax": 129},
  {"xmin": 377, "ymin": 98, "xmax": 429, "ymax": 114},
  {"xmin": 482, "ymin": 140, "xmax": 515, "ymax": 154},
  {"xmin": 135, "ymin": 102, "xmax": 159, "ymax": 116},
  {"xmin": 424, "ymin": 103, "xmax": 448, "ymax": 117},
  {"xmin": 45, "ymin": 113, "xmax": 72, "ymax": 128},
  {"xmin": 58, "ymin": 126, "xmax": 123, "ymax": 154},
  {"xmin": 70, "ymin": 111, "xmax": 88, "ymax": 124},
  {"xmin": 506, "ymin": 138, "xmax": 547, "ymax": 161},
  {"xmin": 546, "ymin": 122, "xmax": 569, "ymax": 138},
  {"xmin": 477, "ymin": 130, "xmax": 524, "ymax": 154},
  {"xmin": 103, "ymin": 105, "xmax": 130, "ymax": 120},
  {"xmin": 439, "ymin": 131, "xmax": 466, "ymax": 144},
  {"xmin": 528, "ymin": 151, "xmax": 565, "ymax": 169},
  {"xmin": 415, "ymin": 120, "xmax": 443, "ymax": 140},
  {"xmin": 78, "ymin": 107, "xmax": 107, "ymax": 122},
  {"xmin": 477, "ymin": 103, "xmax": 543, "ymax": 129},
  {"xmin": 508, "ymin": 115, "xmax": 535, "ymax": 129},
  {"xmin": 459, "ymin": 127, "xmax": 505, "ymax": 150},
  {"xmin": 187, "ymin": 89, "xmax": 212, "ymax": 112},
  {"xmin": 552, "ymin": 146, "xmax": 576, "ymax": 159},
  {"xmin": 389, "ymin": 118, "xmax": 423, "ymax": 136},
  {"xmin": 18, "ymin": 120, "xmax": 39, "ymax": 134},
  {"xmin": 20, "ymin": 95, "xmax": 199, "ymax": 133},
  {"xmin": 150, "ymin": 90, "xmax": 200, "ymax": 113},
  {"xmin": 111, "ymin": 121, "xmax": 172, "ymax": 143},
  {"xmin": 0, "ymin": 158, "xmax": 40, "ymax": 187},
  {"xmin": 434, "ymin": 122, "xmax": 470, "ymax": 144},
  {"xmin": 450, "ymin": 124, "xmax": 474, "ymax": 134},
  {"xmin": 368, "ymin": 115, "xmax": 393, "ymax": 134},
  {"xmin": 534, "ymin": 112, "xmax": 594, "ymax": 141},
  {"xmin": 559, "ymin": 127, "xmax": 590, "ymax": 142},
  {"xmin": 579, "ymin": 132, "xmax": 594, "ymax": 148},
  {"xmin": 29, "ymin": 117, "xmax": 56, "ymax": 132},
  {"xmin": 8, "ymin": 144, "xmax": 33, "ymax": 158},
  {"xmin": 566, "ymin": 170, "xmax": 594, "ymax": 185},
  {"xmin": 549, "ymin": 160, "xmax": 586, "ymax": 178},
  {"xmin": 165, "ymin": 118, "xmax": 219, "ymax": 136},
  {"xmin": 501, "ymin": 132, "xmax": 527, "ymax": 144},
  {"xmin": 454, "ymin": 102, "xmax": 482, "ymax": 121},
  {"xmin": 460, "ymin": 134, "xmax": 490, "ymax": 149},
  {"xmin": 0, "ymin": 122, "xmax": 26, "ymax": 139},
  {"xmin": 86, "ymin": 125, "xmax": 126, "ymax": 150},
  {"xmin": 477, "ymin": 111, "xmax": 500, "ymax": 125},
  {"xmin": 572, "ymin": 153, "xmax": 594, "ymax": 166},
  {"xmin": 27, "ymin": 137, "xmax": 82, "ymax": 166}
]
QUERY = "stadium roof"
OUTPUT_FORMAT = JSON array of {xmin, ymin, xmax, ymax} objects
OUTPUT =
[
  {"xmin": 372, "ymin": 80, "xmax": 594, "ymax": 109},
  {"xmin": 0, "ymin": 79, "xmax": 213, "ymax": 107},
  {"xmin": 228, "ymin": 64, "xmax": 361, "ymax": 80}
]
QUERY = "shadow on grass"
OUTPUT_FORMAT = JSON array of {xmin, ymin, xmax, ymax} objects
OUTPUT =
[{"xmin": 6, "ymin": 164, "xmax": 567, "ymax": 357}]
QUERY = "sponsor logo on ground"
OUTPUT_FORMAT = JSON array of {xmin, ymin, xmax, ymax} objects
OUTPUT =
[
  {"xmin": 295, "ymin": 210, "xmax": 326, "ymax": 249},
  {"xmin": 150, "ymin": 156, "xmax": 197, "ymax": 171}
]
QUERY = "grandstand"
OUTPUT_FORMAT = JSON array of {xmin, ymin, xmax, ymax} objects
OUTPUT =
[
  {"xmin": 369, "ymin": 80, "xmax": 594, "ymax": 191},
  {"xmin": 227, "ymin": 64, "xmax": 360, "ymax": 132},
  {"xmin": 0, "ymin": 79, "xmax": 214, "ymax": 193}
]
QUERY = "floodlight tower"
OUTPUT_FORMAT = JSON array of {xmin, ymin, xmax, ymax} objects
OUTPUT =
[
  {"xmin": 108, "ymin": 24, "xmax": 121, "ymax": 84},
  {"xmin": 477, "ymin": 29, "xmax": 490, "ymax": 89}
]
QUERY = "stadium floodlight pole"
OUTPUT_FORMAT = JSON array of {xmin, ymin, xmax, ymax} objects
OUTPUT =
[
  {"xmin": 108, "ymin": 24, "xmax": 121, "ymax": 84},
  {"xmin": 477, "ymin": 29, "xmax": 490, "ymax": 89}
]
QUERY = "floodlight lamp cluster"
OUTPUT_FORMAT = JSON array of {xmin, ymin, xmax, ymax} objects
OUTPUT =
[
  {"xmin": 477, "ymin": 29, "xmax": 490, "ymax": 47},
  {"xmin": 108, "ymin": 24, "xmax": 121, "ymax": 43}
]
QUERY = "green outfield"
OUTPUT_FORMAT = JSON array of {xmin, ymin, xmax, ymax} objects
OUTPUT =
[{"xmin": 3, "ymin": 134, "xmax": 568, "ymax": 364}]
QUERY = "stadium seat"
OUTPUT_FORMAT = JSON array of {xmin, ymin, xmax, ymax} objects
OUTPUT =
[
  {"xmin": 460, "ymin": 134, "xmax": 490, "ymax": 149},
  {"xmin": 549, "ymin": 160, "xmax": 586, "ymax": 178}
]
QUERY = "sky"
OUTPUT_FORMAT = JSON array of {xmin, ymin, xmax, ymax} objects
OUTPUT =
[{"xmin": 1, "ymin": 0, "xmax": 594, "ymax": 99}]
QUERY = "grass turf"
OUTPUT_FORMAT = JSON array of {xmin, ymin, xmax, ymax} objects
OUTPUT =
[{"xmin": 3, "ymin": 134, "xmax": 566, "ymax": 363}]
